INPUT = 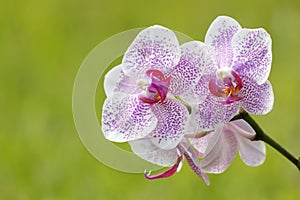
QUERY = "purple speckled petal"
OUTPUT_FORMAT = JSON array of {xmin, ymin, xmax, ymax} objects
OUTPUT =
[
  {"xmin": 205, "ymin": 16, "xmax": 241, "ymax": 68},
  {"xmin": 129, "ymin": 138, "xmax": 178, "ymax": 167},
  {"xmin": 149, "ymin": 98, "xmax": 189, "ymax": 150},
  {"xmin": 200, "ymin": 126, "xmax": 238, "ymax": 174},
  {"xmin": 193, "ymin": 74, "xmax": 214, "ymax": 102},
  {"xmin": 232, "ymin": 28, "xmax": 272, "ymax": 85},
  {"xmin": 240, "ymin": 77, "xmax": 274, "ymax": 114},
  {"xmin": 122, "ymin": 25, "xmax": 181, "ymax": 77},
  {"xmin": 169, "ymin": 41, "xmax": 214, "ymax": 104},
  {"xmin": 191, "ymin": 95, "xmax": 239, "ymax": 131},
  {"xmin": 229, "ymin": 120, "xmax": 266, "ymax": 166},
  {"xmin": 102, "ymin": 93, "xmax": 157, "ymax": 142},
  {"xmin": 104, "ymin": 64, "xmax": 141, "ymax": 97}
]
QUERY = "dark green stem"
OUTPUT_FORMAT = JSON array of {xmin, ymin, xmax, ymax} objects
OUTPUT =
[{"xmin": 231, "ymin": 112, "xmax": 300, "ymax": 171}]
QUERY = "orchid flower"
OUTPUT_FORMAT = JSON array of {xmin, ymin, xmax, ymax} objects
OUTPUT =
[
  {"xmin": 189, "ymin": 16, "xmax": 274, "ymax": 131},
  {"xmin": 102, "ymin": 25, "xmax": 183, "ymax": 149},
  {"xmin": 190, "ymin": 119, "xmax": 266, "ymax": 174},
  {"xmin": 102, "ymin": 25, "xmax": 210, "ymax": 182},
  {"xmin": 129, "ymin": 138, "xmax": 210, "ymax": 185}
]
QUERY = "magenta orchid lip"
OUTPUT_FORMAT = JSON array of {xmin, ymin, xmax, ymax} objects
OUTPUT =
[{"xmin": 139, "ymin": 69, "xmax": 171, "ymax": 104}]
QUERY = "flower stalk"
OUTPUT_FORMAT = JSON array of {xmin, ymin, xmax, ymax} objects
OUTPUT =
[{"xmin": 232, "ymin": 111, "xmax": 300, "ymax": 171}]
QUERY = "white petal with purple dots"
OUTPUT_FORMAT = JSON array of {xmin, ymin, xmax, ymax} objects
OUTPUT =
[
  {"xmin": 122, "ymin": 25, "xmax": 181, "ymax": 78},
  {"xmin": 102, "ymin": 93, "xmax": 157, "ymax": 142},
  {"xmin": 240, "ymin": 78, "xmax": 274, "ymax": 115},
  {"xmin": 104, "ymin": 64, "xmax": 141, "ymax": 97},
  {"xmin": 205, "ymin": 16, "xmax": 242, "ymax": 68},
  {"xmin": 169, "ymin": 41, "xmax": 213, "ymax": 104},
  {"xmin": 149, "ymin": 98, "xmax": 189, "ymax": 150},
  {"xmin": 191, "ymin": 95, "xmax": 239, "ymax": 131},
  {"xmin": 232, "ymin": 28, "xmax": 272, "ymax": 85}
]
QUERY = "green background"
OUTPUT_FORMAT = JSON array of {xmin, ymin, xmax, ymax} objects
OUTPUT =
[{"xmin": 1, "ymin": 0, "xmax": 300, "ymax": 199}]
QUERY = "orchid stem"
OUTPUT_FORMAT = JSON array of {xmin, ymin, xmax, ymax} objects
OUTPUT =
[{"xmin": 231, "ymin": 111, "xmax": 300, "ymax": 171}]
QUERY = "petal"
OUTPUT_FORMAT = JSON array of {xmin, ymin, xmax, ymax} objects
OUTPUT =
[
  {"xmin": 129, "ymin": 138, "xmax": 178, "ymax": 167},
  {"xmin": 122, "ymin": 25, "xmax": 181, "ymax": 77},
  {"xmin": 149, "ymin": 98, "xmax": 189, "ymax": 150},
  {"xmin": 104, "ymin": 64, "xmax": 123, "ymax": 96},
  {"xmin": 178, "ymin": 143, "xmax": 210, "ymax": 185},
  {"xmin": 104, "ymin": 64, "xmax": 141, "ymax": 97},
  {"xmin": 191, "ymin": 95, "xmax": 239, "ymax": 131},
  {"xmin": 200, "ymin": 126, "xmax": 238, "ymax": 174},
  {"xmin": 228, "ymin": 119, "xmax": 256, "ymax": 139},
  {"xmin": 189, "ymin": 132, "xmax": 214, "ymax": 156},
  {"xmin": 193, "ymin": 74, "xmax": 214, "ymax": 101},
  {"xmin": 102, "ymin": 93, "xmax": 157, "ymax": 142},
  {"xmin": 169, "ymin": 41, "xmax": 214, "ymax": 104},
  {"xmin": 235, "ymin": 131, "xmax": 266, "ymax": 166},
  {"xmin": 240, "ymin": 78, "xmax": 274, "ymax": 115},
  {"xmin": 232, "ymin": 28, "xmax": 272, "ymax": 85},
  {"xmin": 205, "ymin": 16, "xmax": 242, "ymax": 68}
]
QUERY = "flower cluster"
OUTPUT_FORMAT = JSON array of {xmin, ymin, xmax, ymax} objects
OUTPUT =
[{"xmin": 102, "ymin": 16, "xmax": 274, "ymax": 185}]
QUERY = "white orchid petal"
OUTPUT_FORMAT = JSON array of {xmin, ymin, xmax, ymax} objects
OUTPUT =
[
  {"xmin": 169, "ymin": 41, "xmax": 213, "ymax": 104},
  {"xmin": 191, "ymin": 95, "xmax": 239, "ymax": 131},
  {"xmin": 129, "ymin": 138, "xmax": 178, "ymax": 167},
  {"xmin": 122, "ymin": 25, "xmax": 181, "ymax": 78},
  {"xmin": 150, "ymin": 99, "xmax": 189, "ymax": 150},
  {"xmin": 104, "ymin": 65, "xmax": 141, "ymax": 97},
  {"xmin": 102, "ymin": 93, "xmax": 157, "ymax": 142},
  {"xmin": 232, "ymin": 28, "xmax": 272, "ymax": 85},
  {"xmin": 205, "ymin": 16, "xmax": 242, "ymax": 68},
  {"xmin": 241, "ymin": 79, "xmax": 274, "ymax": 115},
  {"xmin": 104, "ymin": 64, "xmax": 123, "ymax": 96}
]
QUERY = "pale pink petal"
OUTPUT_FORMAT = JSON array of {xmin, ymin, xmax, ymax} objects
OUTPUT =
[
  {"xmin": 205, "ymin": 16, "xmax": 242, "ymax": 68},
  {"xmin": 235, "ymin": 132, "xmax": 266, "ymax": 166},
  {"xmin": 229, "ymin": 119, "xmax": 256, "ymax": 139},
  {"xmin": 226, "ymin": 120, "xmax": 266, "ymax": 166},
  {"xmin": 104, "ymin": 64, "xmax": 141, "ymax": 97},
  {"xmin": 200, "ymin": 127, "xmax": 237, "ymax": 174},
  {"xmin": 232, "ymin": 28, "xmax": 272, "ymax": 85},
  {"xmin": 178, "ymin": 143, "xmax": 210, "ymax": 185},
  {"xmin": 240, "ymin": 78, "xmax": 274, "ymax": 115},
  {"xmin": 102, "ymin": 93, "xmax": 157, "ymax": 142},
  {"xmin": 189, "ymin": 132, "xmax": 214, "ymax": 156},
  {"xmin": 122, "ymin": 25, "xmax": 181, "ymax": 77},
  {"xmin": 149, "ymin": 99, "xmax": 189, "ymax": 150},
  {"xmin": 169, "ymin": 41, "xmax": 213, "ymax": 104},
  {"xmin": 129, "ymin": 138, "xmax": 178, "ymax": 167},
  {"xmin": 200, "ymin": 127, "xmax": 238, "ymax": 174},
  {"xmin": 191, "ymin": 95, "xmax": 239, "ymax": 131}
]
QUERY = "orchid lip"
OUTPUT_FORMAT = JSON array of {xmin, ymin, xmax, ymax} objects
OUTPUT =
[
  {"xmin": 144, "ymin": 155, "xmax": 183, "ymax": 180},
  {"xmin": 209, "ymin": 69, "xmax": 243, "ymax": 104},
  {"xmin": 139, "ymin": 69, "xmax": 171, "ymax": 104}
]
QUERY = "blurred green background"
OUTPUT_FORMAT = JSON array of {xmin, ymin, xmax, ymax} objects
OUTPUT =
[{"xmin": 1, "ymin": 0, "xmax": 300, "ymax": 199}]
